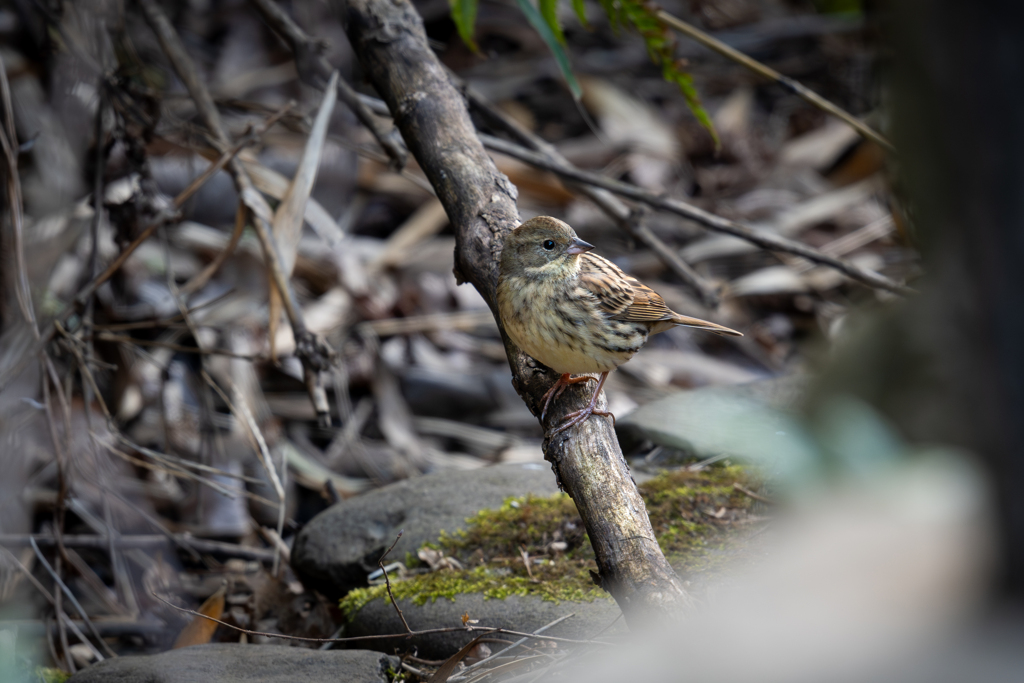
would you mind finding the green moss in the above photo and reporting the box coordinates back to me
[340,564,606,620]
[340,465,764,619]
[385,666,410,682]
[640,465,757,559]
[34,668,70,683]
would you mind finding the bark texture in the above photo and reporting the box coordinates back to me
[340,0,688,620]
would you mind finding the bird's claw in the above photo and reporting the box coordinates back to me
[539,374,597,421]
[549,406,614,436]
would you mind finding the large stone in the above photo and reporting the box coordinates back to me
[66,644,398,683]
[346,593,624,660]
[617,376,809,459]
[292,463,559,598]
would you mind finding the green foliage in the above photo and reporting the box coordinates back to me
[514,0,582,100]
[611,0,718,146]
[34,668,70,683]
[448,0,717,143]
[540,0,567,45]
[449,0,479,53]
[810,0,862,14]
[571,0,589,27]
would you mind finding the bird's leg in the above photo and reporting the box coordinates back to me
[549,371,613,435]
[540,373,597,420]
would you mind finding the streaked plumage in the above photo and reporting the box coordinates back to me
[497,216,741,434]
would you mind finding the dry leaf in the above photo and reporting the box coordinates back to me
[269,71,339,357]
[173,583,226,649]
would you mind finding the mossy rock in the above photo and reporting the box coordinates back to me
[291,463,559,598]
[341,465,764,656]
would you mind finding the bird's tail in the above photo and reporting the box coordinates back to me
[670,314,743,337]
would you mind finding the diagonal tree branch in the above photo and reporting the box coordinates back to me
[339,0,690,621]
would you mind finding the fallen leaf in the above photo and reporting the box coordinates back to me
[173,583,226,649]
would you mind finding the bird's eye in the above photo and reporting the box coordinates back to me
[543,240,555,250]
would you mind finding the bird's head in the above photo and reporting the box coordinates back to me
[499,216,594,278]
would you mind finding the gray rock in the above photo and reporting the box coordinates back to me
[66,644,398,683]
[292,463,559,598]
[617,376,809,459]
[346,593,624,660]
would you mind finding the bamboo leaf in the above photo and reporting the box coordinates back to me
[664,61,719,149]
[613,0,719,147]
[572,0,589,26]
[540,0,567,45]
[449,0,480,52]
[515,0,582,100]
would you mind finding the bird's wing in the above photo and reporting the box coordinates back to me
[579,253,743,336]
[579,253,675,322]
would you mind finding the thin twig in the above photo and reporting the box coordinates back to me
[247,0,408,170]
[0,545,103,666]
[29,537,116,659]
[655,10,894,152]
[733,482,775,505]
[138,0,334,424]
[93,333,268,360]
[449,614,575,682]
[172,101,294,209]
[0,52,38,334]
[2,534,275,562]
[201,370,286,574]
[150,592,610,646]
[92,289,236,331]
[378,530,412,633]
[479,134,911,295]
[355,92,909,294]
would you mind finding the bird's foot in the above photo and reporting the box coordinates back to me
[540,373,597,421]
[549,405,615,436]
[547,371,612,435]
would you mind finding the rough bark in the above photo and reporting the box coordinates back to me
[339,0,689,621]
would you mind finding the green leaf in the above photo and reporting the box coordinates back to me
[540,0,567,45]
[515,0,582,101]
[597,0,621,30]
[663,61,719,149]
[571,0,588,26]
[611,0,719,147]
[449,0,480,52]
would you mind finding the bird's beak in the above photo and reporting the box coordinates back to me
[566,238,595,255]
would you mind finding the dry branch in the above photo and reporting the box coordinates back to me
[340,0,690,621]
[480,134,911,295]
[656,10,894,152]
[355,93,910,296]
[248,0,408,170]
[138,0,335,426]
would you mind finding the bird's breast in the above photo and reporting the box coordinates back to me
[497,274,649,374]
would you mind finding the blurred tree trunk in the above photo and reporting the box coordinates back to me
[832,0,1024,597]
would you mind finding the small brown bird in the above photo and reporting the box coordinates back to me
[497,216,742,434]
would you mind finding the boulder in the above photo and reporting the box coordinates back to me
[292,463,559,598]
[346,592,624,660]
[617,376,808,458]
[66,644,398,683]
